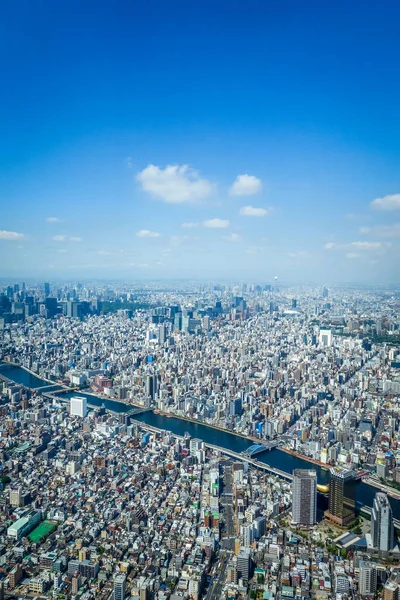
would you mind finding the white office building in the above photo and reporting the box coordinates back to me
[371,492,394,553]
[70,396,88,418]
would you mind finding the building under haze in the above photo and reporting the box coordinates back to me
[292,469,317,525]
[325,467,356,526]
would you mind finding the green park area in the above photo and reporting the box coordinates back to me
[29,520,57,543]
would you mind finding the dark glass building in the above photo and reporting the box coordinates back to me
[325,467,356,526]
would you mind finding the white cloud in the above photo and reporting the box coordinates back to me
[359,223,400,238]
[181,222,199,228]
[125,156,133,169]
[370,194,400,210]
[203,218,229,229]
[239,205,269,217]
[229,174,262,196]
[350,241,387,250]
[136,229,160,238]
[325,240,390,253]
[346,252,360,259]
[57,249,68,253]
[136,164,213,204]
[222,233,241,242]
[97,250,113,256]
[46,216,62,223]
[53,235,82,242]
[0,230,25,240]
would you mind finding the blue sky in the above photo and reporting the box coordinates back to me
[1,0,400,282]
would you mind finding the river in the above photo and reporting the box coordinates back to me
[1,362,399,518]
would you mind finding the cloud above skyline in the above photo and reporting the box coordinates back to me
[136,164,213,204]
[52,235,82,242]
[0,230,25,240]
[370,194,400,211]
[239,205,269,217]
[203,218,229,228]
[136,229,161,238]
[229,174,262,196]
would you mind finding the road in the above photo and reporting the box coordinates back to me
[220,464,235,550]
[206,552,230,600]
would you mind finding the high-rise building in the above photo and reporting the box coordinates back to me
[237,548,252,583]
[359,561,377,597]
[158,324,166,344]
[44,282,50,297]
[70,396,88,418]
[9,486,22,507]
[325,467,356,526]
[319,328,332,347]
[229,398,242,417]
[71,572,80,595]
[114,574,126,600]
[292,469,317,525]
[371,492,394,553]
[145,375,157,401]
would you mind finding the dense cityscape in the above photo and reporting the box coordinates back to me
[0,280,399,599]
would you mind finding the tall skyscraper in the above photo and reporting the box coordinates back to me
[44,282,50,297]
[114,574,126,600]
[371,492,394,553]
[292,469,317,525]
[70,396,88,418]
[325,467,356,526]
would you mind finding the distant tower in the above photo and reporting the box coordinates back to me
[145,375,158,401]
[322,286,329,298]
[371,492,394,554]
[319,328,332,347]
[325,467,356,526]
[44,282,50,297]
[292,469,317,525]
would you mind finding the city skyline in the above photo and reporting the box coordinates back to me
[1,1,400,282]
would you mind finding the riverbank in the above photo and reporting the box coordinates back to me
[362,476,400,501]
[1,360,145,410]
[278,447,331,470]
[155,410,260,443]
[0,360,55,386]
